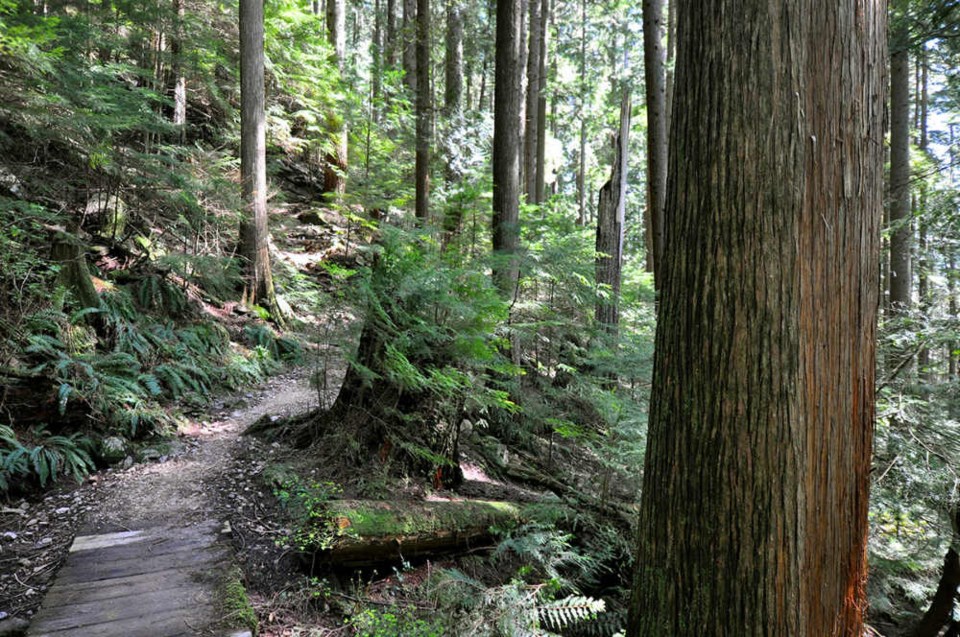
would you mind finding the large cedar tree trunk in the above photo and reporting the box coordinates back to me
[491,0,522,295]
[238,0,280,318]
[627,1,885,635]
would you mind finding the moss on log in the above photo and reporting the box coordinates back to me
[305,499,568,567]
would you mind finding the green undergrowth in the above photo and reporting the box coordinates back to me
[244,210,651,635]
[0,280,301,494]
[326,523,611,637]
[0,424,95,493]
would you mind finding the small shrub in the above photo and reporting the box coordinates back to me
[348,606,444,637]
[273,477,346,550]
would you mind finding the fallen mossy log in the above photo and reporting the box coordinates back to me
[302,499,570,568]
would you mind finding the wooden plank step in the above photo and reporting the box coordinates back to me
[69,530,146,553]
[70,521,219,553]
[30,604,210,637]
[61,535,216,567]
[38,567,202,608]
[29,582,213,632]
[52,545,226,585]
[27,522,232,637]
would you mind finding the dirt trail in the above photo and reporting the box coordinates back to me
[0,366,320,634]
[86,367,319,534]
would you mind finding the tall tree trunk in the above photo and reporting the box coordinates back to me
[627,0,885,634]
[414,0,431,221]
[170,0,186,143]
[642,0,666,286]
[534,0,549,205]
[239,0,281,319]
[881,138,891,315]
[595,86,630,332]
[442,0,464,240]
[325,0,348,197]
[518,0,528,185]
[386,0,397,68]
[403,0,417,94]
[444,0,463,119]
[889,29,912,315]
[372,0,383,106]
[917,52,932,382]
[575,0,586,225]
[523,0,541,202]
[491,0,522,295]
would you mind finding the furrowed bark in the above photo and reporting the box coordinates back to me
[628,1,885,634]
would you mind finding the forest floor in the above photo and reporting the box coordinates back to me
[0,198,367,634]
[0,363,324,633]
[0,360,326,634]
[0,197,624,635]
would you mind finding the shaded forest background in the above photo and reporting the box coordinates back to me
[0,0,959,635]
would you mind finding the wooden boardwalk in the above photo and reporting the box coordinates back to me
[27,520,241,637]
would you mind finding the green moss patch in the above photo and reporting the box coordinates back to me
[215,567,259,636]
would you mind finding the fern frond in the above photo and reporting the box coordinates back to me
[139,373,162,396]
[0,425,21,448]
[69,306,103,325]
[538,596,605,631]
[57,382,73,414]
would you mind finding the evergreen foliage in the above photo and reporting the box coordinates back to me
[1,0,958,632]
